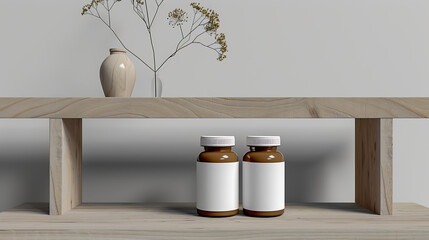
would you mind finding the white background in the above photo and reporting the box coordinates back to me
[0,0,428,211]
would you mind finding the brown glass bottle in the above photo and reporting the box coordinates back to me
[197,136,239,217]
[243,136,285,217]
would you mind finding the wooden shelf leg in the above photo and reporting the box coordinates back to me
[355,118,393,215]
[49,118,82,215]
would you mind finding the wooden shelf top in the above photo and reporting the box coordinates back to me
[1,97,429,118]
[1,203,428,239]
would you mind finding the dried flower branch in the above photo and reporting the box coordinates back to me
[82,0,228,96]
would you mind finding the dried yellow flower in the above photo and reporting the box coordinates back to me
[190,3,220,35]
[82,0,122,15]
[168,8,188,27]
[190,3,228,61]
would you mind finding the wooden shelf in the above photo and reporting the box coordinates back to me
[1,203,428,239]
[1,97,429,118]
[0,97,421,218]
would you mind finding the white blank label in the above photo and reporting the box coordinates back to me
[197,162,239,211]
[243,161,285,211]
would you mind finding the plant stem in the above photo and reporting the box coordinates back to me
[157,31,207,71]
[154,71,158,97]
[105,22,154,71]
[144,0,159,97]
[106,0,111,26]
[93,6,154,71]
[149,29,157,97]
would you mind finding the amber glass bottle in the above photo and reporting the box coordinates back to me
[197,136,239,217]
[243,136,285,217]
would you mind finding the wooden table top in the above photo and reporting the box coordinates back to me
[0,203,428,239]
[1,97,429,118]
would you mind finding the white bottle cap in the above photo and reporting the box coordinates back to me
[201,136,235,147]
[246,136,281,146]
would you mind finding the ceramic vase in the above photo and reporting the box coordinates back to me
[100,48,136,97]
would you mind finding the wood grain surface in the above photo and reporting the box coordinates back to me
[0,203,428,240]
[1,97,429,118]
[49,119,82,215]
[380,119,393,215]
[355,119,393,215]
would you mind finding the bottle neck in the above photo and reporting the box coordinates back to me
[110,51,125,55]
[204,146,232,152]
[249,146,277,152]
[110,48,126,55]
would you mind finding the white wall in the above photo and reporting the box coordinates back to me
[0,0,428,211]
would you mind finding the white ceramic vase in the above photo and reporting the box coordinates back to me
[100,48,136,97]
